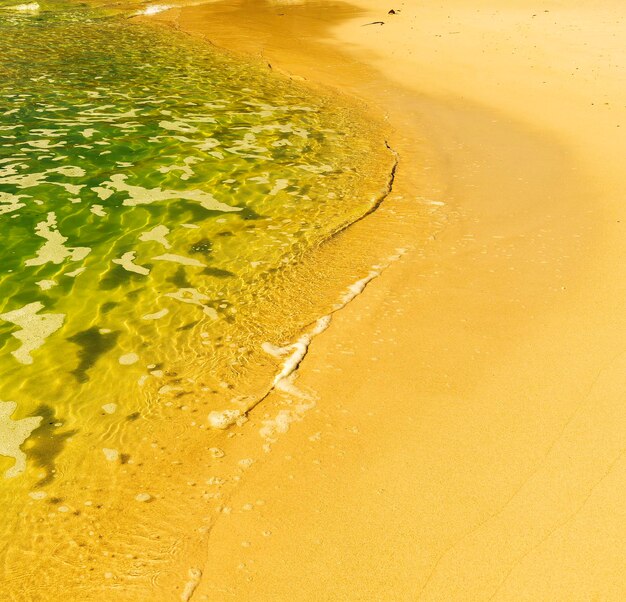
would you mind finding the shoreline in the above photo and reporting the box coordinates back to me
[133,1,624,599]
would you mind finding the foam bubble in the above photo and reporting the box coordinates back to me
[36,280,57,291]
[259,400,315,443]
[102,448,119,462]
[142,308,169,320]
[65,267,86,278]
[208,409,241,429]
[119,353,139,366]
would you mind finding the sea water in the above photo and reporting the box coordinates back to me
[0,0,394,596]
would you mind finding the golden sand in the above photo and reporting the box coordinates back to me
[136,0,626,599]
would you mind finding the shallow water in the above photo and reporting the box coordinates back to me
[0,0,393,596]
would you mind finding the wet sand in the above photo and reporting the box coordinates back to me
[144,1,626,599]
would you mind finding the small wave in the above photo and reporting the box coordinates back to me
[137,4,173,16]
[2,2,41,13]
[3,2,39,11]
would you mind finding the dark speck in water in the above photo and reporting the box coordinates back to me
[189,238,212,255]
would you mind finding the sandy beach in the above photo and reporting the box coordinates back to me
[131,0,626,599]
[138,1,626,599]
[1,0,620,599]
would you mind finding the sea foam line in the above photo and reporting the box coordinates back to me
[3,3,39,11]
[208,141,402,429]
[266,248,406,387]
[208,248,407,429]
[135,1,210,17]
[135,4,173,16]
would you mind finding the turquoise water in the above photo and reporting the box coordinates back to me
[0,0,393,596]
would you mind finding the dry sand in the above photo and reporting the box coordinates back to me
[144,1,626,599]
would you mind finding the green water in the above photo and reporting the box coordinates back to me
[0,1,393,595]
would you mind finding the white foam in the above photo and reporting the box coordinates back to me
[119,353,139,366]
[274,377,312,400]
[153,253,205,267]
[36,279,57,291]
[269,178,289,196]
[261,249,408,394]
[50,166,85,178]
[260,341,289,357]
[266,315,331,389]
[418,197,445,206]
[206,259,403,432]
[93,186,114,201]
[7,3,40,11]
[0,191,26,216]
[159,121,197,134]
[25,212,91,267]
[90,204,107,217]
[102,448,119,462]
[208,409,241,429]
[139,225,170,248]
[102,174,240,213]
[0,302,64,365]
[336,271,379,308]
[180,568,202,602]
[0,401,42,478]
[259,398,315,443]
[142,308,169,320]
[158,157,201,181]
[113,251,150,276]
[267,0,305,5]
[65,267,85,278]
[165,288,218,319]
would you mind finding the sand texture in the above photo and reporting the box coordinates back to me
[140,1,626,599]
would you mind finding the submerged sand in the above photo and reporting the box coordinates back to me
[138,0,626,599]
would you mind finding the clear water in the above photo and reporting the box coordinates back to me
[0,1,393,596]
